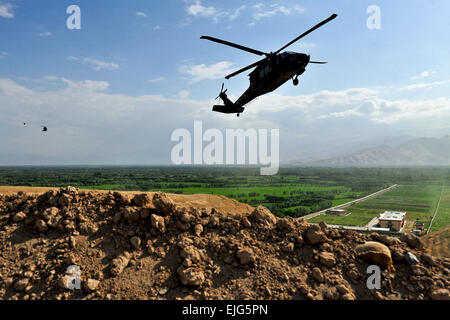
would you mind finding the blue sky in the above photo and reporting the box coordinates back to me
[1,0,450,164]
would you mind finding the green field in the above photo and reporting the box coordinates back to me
[309,184,446,230]
[308,214,372,227]
[430,186,450,232]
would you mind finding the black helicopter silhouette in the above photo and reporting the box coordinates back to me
[201,13,337,117]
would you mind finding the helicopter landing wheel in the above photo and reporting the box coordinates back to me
[237,113,240,117]
[293,77,299,86]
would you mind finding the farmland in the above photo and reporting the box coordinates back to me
[309,183,446,231]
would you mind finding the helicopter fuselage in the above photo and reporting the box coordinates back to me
[234,51,310,108]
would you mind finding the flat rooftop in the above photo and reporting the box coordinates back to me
[379,211,406,221]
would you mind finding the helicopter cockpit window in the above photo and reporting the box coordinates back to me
[259,69,264,79]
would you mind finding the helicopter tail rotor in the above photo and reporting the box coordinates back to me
[215,83,228,102]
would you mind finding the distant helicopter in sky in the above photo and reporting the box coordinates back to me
[201,13,338,117]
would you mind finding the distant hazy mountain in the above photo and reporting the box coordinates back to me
[300,136,450,166]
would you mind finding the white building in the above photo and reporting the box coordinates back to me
[378,211,406,232]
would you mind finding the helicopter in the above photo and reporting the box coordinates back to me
[201,13,337,117]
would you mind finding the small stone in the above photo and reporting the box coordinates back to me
[236,248,255,265]
[194,224,203,236]
[12,212,27,222]
[110,252,132,277]
[249,206,277,227]
[130,236,141,250]
[14,278,29,291]
[151,214,166,233]
[306,224,327,245]
[405,252,420,265]
[318,252,336,267]
[430,288,450,300]
[84,279,100,292]
[311,267,324,283]
[281,242,295,253]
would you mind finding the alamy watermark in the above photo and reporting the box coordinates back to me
[366,265,381,290]
[367,5,381,30]
[66,5,81,30]
[63,265,81,290]
[171,121,279,175]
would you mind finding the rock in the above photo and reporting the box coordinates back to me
[110,252,132,277]
[58,194,72,207]
[355,241,393,269]
[58,275,74,290]
[281,242,295,253]
[177,266,205,287]
[179,212,194,223]
[319,221,327,230]
[132,194,151,207]
[151,214,166,233]
[123,207,140,222]
[311,267,324,283]
[411,265,427,276]
[84,279,100,292]
[130,236,141,250]
[421,253,436,266]
[152,192,176,215]
[249,206,277,227]
[12,211,27,222]
[112,211,122,224]
[404,252,420,265]
[305,224,327,245]
[14,278,29,291]
[371,233,399,246]
[66,186,78,195]
[180,246,203,264]
[241,217,252,228]
[430,288,450,300]
[319,252,336,267]
[400,232,424,250]
[4,277,14,287]
[194,224,203,236]
[236,248,255,265]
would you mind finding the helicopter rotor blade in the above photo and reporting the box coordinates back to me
[274,14,337,54]
[201,36,268,56]
[224,58,267,80]
[309,61,328,64]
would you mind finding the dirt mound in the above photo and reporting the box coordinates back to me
[0,187,449,300]
[422,226,450,258]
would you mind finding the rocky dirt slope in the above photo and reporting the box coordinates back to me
[0,187,449,300]
[422,226,450,259]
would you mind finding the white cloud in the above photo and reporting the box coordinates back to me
[252,4,304,21]
[397,79,450,91]
[178,90,190,99]
[180,61,235,83]
[0,2,14,18]
[0,77,449,165]
[153,25,161,31]
[67,56,119,71]
[186,0,216,18]
[136,11,147,18]
[0,51,7,58]
[61,78,109,91]
[0,78,33,96]
[148,77,165,83]
[39,32,52,37]
[410,70,435,81]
